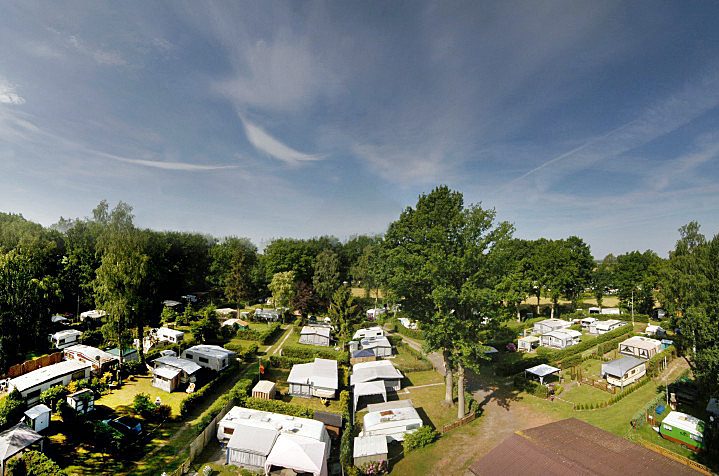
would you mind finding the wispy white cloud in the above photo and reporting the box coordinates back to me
[0,77,25,105]
[67,35,128,66]
[97,153,240,171]
[241,116,324,165]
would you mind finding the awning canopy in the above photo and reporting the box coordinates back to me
[154,366,181,380]
[353,380,387,413]
[525,364,560,384]
[264,434,328,476]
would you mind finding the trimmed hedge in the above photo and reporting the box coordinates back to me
[180,361,240,417]
[395,343,434,371]
[282,345,350,365]
[339,389,354,474]
[573,376,651,410]
[403,426,438,452]
[395,322,424,340]
[646,346,677,377]
[243,397,314,419]
[193,378,254,431]
[235,323,283,344]
[269,355,312,368]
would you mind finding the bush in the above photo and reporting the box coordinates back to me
[123,359,146,376]
[80,328,104,347]
[340,421,354,472]
[243,397,314,419]
[269,355,310,368]
[39,385,67,409]
[395,321,424,340]
[133,393,156,417]
[0,390,26,431]
[6,450,65,476]
[358,460,388,475]
[403,426,438,452]
[180,362,239,417]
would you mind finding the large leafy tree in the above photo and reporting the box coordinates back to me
[350,243,384,303]
[93,202,149,371]
[328,285,360,344]
[210,237,259,310]
[263,237,340,284]
[382,186,512,415]
[268,271,296,310]
[613,250,661,315]
[592,254,616,308]
[312,249,341,304]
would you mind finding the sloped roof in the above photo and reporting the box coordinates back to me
[154,356,201,374]
[264,433,329,476]
[288,358,338,390]
[154,365,182,380]
[183,344,235,359]
[350,360,402,385]
[0,424,43,463]
[227,423,278,455]
[602,356,645,377]
[314,411,342,428]
[353,435,388,458]
[9,360,91,393]
[524,364,560,378]
[300,326,331,338]
[24,404,51,420]
[620,336,662,351]
[469,418,702,476]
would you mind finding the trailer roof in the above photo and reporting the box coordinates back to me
[9,360,91,392]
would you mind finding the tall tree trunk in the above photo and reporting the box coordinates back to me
[457,364,466,419]
[550,301,555,319]
[137,318,145,366]
[516,302,522,322]
[536,294,540,316]
[443,350,453,405]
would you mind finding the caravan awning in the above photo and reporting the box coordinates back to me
[264,434,329,476]
[353,380,387,413]
[525,364,560,384]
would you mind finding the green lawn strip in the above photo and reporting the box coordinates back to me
[95,374,188,416]
[559,383,611,407]
[403,370,443,387]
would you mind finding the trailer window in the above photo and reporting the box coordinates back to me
[663,424,673,431]
[198,357,209,364]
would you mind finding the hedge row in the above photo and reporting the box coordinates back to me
[243,397,314,419]
[225,342,259,360]
[395,322,424,340]
[235,322,282,344]
[498,324,634,376]
[561,311,652,323]
[595,332,636,356]
[646,346,677,377]
[282,345,350,365]
[180,361,240,417]
[339,390,354,474]
[395,343,434,371]
[268,355,312,369]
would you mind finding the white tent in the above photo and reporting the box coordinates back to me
[264,434,329,476]
[525,364,560,385]
[353,380,387,413]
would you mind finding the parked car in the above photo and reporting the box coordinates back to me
[103,416,142,437]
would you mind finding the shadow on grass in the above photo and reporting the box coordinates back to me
[465,367,523,412]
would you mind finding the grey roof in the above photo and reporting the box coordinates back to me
[353,435,388,458]
[352,349,375,358]
[154,365,182,380]
[227,423,278,455]
[365,399,414,413]
[50,329,82,340]
[314,411,342,428]
[183,344,236,360]
[350,360,403,385]
[9,360,91,393]
[0,424,43,463]
[154,356,201,374]
[300,326,331,338]
[24,404,51,420]
[602,356,645,377]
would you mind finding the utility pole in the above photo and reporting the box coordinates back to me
[631,288,634,327]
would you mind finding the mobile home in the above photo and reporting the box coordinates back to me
[63,344,118,374]
[353,326,385,340]
[288,358,338,399]
[361,400,423,442]
[601,356,646,389]
[618,336,662,359]
[540,329,581,349]
[659,411,705,452]
[299,326,332,347]
[350,360,403,392]
[532,319,571,335]
[155,327,185,344]
[181,345,236,371]
[8,360,92,404]
[48,329,82,350]
[590,319,625,335]
[152,356,201,393]
[358,336,393,357]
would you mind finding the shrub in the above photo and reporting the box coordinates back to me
[358,460,388,475]
[0,390,26,431]
[269,355,310,368]
[403,426,438,452]
[39,385,67,409]
[340,421,354,472]
[395,321,424,340]
[180,362,239,417]
[123,359,146,376]
[6,450,65,476]
[243,397,314,418]
[133,393,156,418]
[80,328,104,347]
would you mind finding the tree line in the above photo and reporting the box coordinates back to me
[1,188,716,408]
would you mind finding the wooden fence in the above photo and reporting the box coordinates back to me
[441,412,476,434]
[3,352,64,379]
[639,441,713,475]
[166,399,235,476]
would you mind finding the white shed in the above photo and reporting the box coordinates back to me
[48,329,82,350]
[23,404,51,432]
[353,435,388,468]
[361,400,423,442]
[66,389,94,414]
[181,345,236,371]
[518,335,540,352]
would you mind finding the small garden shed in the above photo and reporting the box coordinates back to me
[67,389,95,415]
[353,435,388,468]
[252,380,277,400]
[23,404,51,432]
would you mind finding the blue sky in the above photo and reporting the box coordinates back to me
[1,1,719,258]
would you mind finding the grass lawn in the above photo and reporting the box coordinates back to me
[96,375,187,417]
[560,383,611,406]
[391,346,431,373]
[398,383,456,430]
[403,370,442,387]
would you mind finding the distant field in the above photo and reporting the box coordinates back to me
[351,287,384,299]
[522,295,620,308]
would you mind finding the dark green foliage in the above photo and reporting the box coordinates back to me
[394,320,424,340]
[132,393,156,417]
[39,385,68,409]
[243,397,314,418]
[6,450,65,476]
[282,345,349,364]
[269,355,311,368]
[403,426,439,452]
[92,421,126,454]
[235,322,282,344]
[179,361,239,417]
[0,390,26,431]
[79,328,104,347]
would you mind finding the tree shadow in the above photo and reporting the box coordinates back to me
[465,367,523,412]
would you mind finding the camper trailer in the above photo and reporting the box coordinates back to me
[361,400,423,442]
